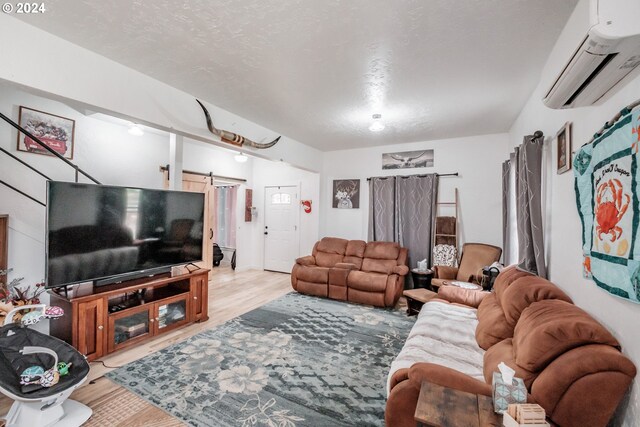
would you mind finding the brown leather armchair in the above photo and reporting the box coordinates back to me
[431,242,502,288]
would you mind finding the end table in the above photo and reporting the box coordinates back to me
[411,268,434,290]
[415,381,501,427]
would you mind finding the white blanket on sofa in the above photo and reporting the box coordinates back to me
[387,300,485,394]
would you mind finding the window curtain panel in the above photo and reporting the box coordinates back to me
[502,152,518,265]
[368,177,396,242]
[213,186,237,248]
[368,174,438,287]
[515,135,547,278]
[395,174,439,277]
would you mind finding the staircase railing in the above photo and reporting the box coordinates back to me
[0,110,101,205]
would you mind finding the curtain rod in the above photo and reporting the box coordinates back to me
[159,165,247,184]
[582,99,640,147]
[366,172,458,181]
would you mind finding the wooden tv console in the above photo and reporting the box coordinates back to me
[49,269,209,362]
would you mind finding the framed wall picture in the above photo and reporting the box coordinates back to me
[382,149,434,170]
[332,179,360,209]
[556,122,572,174]
[17,106,75,159]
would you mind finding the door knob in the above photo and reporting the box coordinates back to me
[97,325,104,330]
[264,232,268,235]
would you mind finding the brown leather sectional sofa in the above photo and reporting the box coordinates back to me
[386,266,637,427]
[291,237,409,307]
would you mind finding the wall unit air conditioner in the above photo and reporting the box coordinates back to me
[543,0,640,109]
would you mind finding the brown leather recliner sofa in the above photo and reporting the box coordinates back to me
[291,237,409,307]
[386,266,636,427]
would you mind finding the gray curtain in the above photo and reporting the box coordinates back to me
[502,159,510,262]
[515,135,547,278]
[368,177,396,241]
[368,174,439,288]
[395,175,438,275]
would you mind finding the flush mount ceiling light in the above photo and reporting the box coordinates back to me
[369,114,385,132]
[128,124,144,136]
[234,152,248,163]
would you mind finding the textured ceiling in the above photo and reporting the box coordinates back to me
[16,0,577,151]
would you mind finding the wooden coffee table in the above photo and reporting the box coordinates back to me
[403,288,438,315]
[415,381,501,427]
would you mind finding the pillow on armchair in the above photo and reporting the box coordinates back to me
[432,244,458,267]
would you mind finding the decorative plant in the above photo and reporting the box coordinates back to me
[0,269,9,301]
[0,269,46,321]
[1,269,46,302]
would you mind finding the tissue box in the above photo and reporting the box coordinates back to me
[492,372,527,414]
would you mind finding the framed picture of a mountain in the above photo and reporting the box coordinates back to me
[382,149,433,169]
[17,106,75,159]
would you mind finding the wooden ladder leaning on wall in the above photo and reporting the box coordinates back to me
[432,188,459,260]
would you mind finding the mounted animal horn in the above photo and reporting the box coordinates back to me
[196,99,280,149]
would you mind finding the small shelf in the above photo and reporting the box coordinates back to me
[107,285,189,316]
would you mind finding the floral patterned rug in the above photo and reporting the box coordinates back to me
[107,292,414,426]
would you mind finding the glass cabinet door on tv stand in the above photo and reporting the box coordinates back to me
[108,304,153,353]
[153,293,190,334]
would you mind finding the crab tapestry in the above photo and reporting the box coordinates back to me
[574,107,640,303]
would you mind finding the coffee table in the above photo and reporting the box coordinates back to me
[415,381,501,427]
[403,288,438,316]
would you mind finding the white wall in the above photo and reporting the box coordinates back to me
[320,133,508,256]
[508,1,640,424]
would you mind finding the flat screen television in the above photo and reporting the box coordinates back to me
[46,181,205,288]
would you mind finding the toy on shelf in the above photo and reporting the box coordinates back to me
[503,403,550,427]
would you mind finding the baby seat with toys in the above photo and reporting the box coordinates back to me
[0,304,92,427]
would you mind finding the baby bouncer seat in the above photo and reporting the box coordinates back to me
[0,305,92,427]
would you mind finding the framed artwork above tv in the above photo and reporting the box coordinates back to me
[17,106,75,159]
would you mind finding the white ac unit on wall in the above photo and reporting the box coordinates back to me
[543,0,640,109]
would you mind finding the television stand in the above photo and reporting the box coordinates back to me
[48,269,209,361]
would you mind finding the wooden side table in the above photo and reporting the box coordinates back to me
[403,288,438,316]
[415,381,501,427]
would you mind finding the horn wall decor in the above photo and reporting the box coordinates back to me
[196,99,281,149]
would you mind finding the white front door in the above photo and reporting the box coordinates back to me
[264,186,299,273]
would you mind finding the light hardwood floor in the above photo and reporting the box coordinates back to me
[0,268,292,426]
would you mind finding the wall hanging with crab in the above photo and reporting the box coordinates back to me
[575,105,640,303]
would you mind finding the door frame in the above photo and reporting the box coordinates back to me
[263,184,301,272]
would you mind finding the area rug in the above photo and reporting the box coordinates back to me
[107,292,414,426]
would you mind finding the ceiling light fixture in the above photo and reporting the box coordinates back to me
[234,152,248,163]
[128,124,144,136]
[369,114,385,132]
